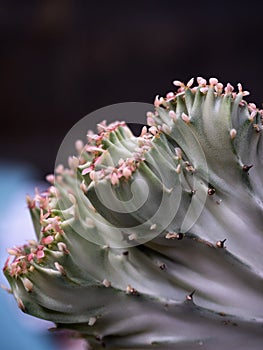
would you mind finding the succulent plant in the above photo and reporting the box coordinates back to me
[3,77,263,349]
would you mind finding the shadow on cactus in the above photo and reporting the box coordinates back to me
[3,77,263,349]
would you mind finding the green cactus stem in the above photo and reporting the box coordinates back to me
[3,77,263,349]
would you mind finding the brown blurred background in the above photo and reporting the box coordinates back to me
[1,0,263,177]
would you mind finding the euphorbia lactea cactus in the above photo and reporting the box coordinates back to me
[3,77,263,349]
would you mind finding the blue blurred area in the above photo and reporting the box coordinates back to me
[0,162,57,350]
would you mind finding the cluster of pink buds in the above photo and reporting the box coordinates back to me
[87,121,128,146]
[162,77,253,103]
[4,181,68,278]
[4,241,39,278]
[40,210,64,235]
[82,154,145,186]
[26,185,58,211]
[108,157,140,186]
[151,77,263,129]
[81,122,157,186]
[4,218,67,278]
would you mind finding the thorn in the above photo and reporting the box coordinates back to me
[17,298,26,312]
[154,95,165,107]
[176,232,184,240]
[197,77,207,86]
[165,232,183,240]
[128,233,137,241]
[169,110,177,121]
[200,86,209,93]
[175,164,181,174]
[42,235,54,245]
[166,91,175,100]
[215,83,223,94]
[21,277,33,293]
[162,124,171,134]
[110,172,120,186]
[149,126,158,135]
[46,174,55,184]
[102,279,111,288]
[68,156,79,170]
[54,262,66,275]
[7,248,19,256]
[253,124,261,133]
[186,289,196,301]
[216,239,227,248]
[208,187,216,195]
[75,140,84,153]
[243,164,253,172]
[225,83,234,94]
[248,110,257,121]
[80,181,88,193]
[147,112,155,126]
[88,317,97,326]
[57,242,70,254]
[159,263,166,270]
[173,80,184,87]
[175,147,182,159]
[186,77,194,88]
[55,164,64,174]
[209,77,218,86]
[1,284,12,294]
[182,112,190,124]
[140,126,147,137]
[230,128,237,139]
[185,162,195,173]
[126,284,138,295]
[218,312,226,317]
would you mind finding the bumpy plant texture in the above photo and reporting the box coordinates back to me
[3,77,263,349]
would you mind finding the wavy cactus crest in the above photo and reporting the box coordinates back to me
[3,77,263,349]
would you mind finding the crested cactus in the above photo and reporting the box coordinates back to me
[3,77,263,349]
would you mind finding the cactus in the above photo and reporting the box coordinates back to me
[3,77,263,349]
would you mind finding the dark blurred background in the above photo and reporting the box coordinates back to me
[1,0,263,178]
